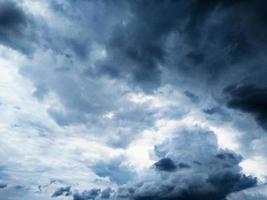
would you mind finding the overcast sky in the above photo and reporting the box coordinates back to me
[0,0,267,199]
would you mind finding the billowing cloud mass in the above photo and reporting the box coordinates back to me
[129,128,256,200]
[54,128,257,200]
[1,0,267,199]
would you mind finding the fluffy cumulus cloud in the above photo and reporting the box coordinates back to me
[53,127,257,200]
[1,0,267,200]
[126,128,256,200]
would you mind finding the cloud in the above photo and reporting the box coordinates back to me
[17,0,267,133]
[73,188,101,200]
[227,184,267,200]
[184,91,199,103]
[115,127,257,200]
[153,158,177,172]
[0,0,35,54]
[91,158,135,185]
[51,186,71,197]
[19,0,267,99]
[0,1,26,27]
[0,185,34,200]
[225,84,267,130]
[0,183,7,189]
[100,187,113,199]
[51,186,114,200]
[1,1,267,199]
[5,0,267,94]
[93,0,267,91]
[73,127,257,200]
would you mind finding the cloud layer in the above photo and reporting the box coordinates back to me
[1,0,267,200]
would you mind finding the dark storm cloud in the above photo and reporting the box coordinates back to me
[225,84,267,130]
[0,1,26,27]
[100,0,190,91]
[0,0,35,54]
[19,0,267,130]
[7,0,267,107]
[0,183,7,189]
[65,187,114,200]
[98,0,267,90]
[154,158,177,172]
[73,188,101,200]
[51,186,71,197]
[206,172,257,199]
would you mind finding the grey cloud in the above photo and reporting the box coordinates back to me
[96,0,267,90]
[91,158,135,185]
[184,91,199,103]
[101,187,113,199]
[73,127,257,200]
[2,1,267,200]
[225,84,267,131]
[115,127,257,200]
[203,107,225,116]
[51,186,71,198]
[0,183,7,189]
[227,184,267,200]
[73,188,101,200]
[0,1,26,27]
[21,46,163,148]
[178,162,191,169]
[6,0,267,94]
[0,165,9,181]
[154,158,191,172]
[98,0,189,91]
[0,0,36,54]
[33,85,49,101]
[68,187,114,200]
[203,106,233,123]
[18,0,267,134]
[154,158,177,172]
[0,185,32,200]
[42,0,260,92]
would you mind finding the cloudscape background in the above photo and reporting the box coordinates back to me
[0,0,267,199]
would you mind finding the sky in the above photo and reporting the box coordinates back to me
[0,0,267,199]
